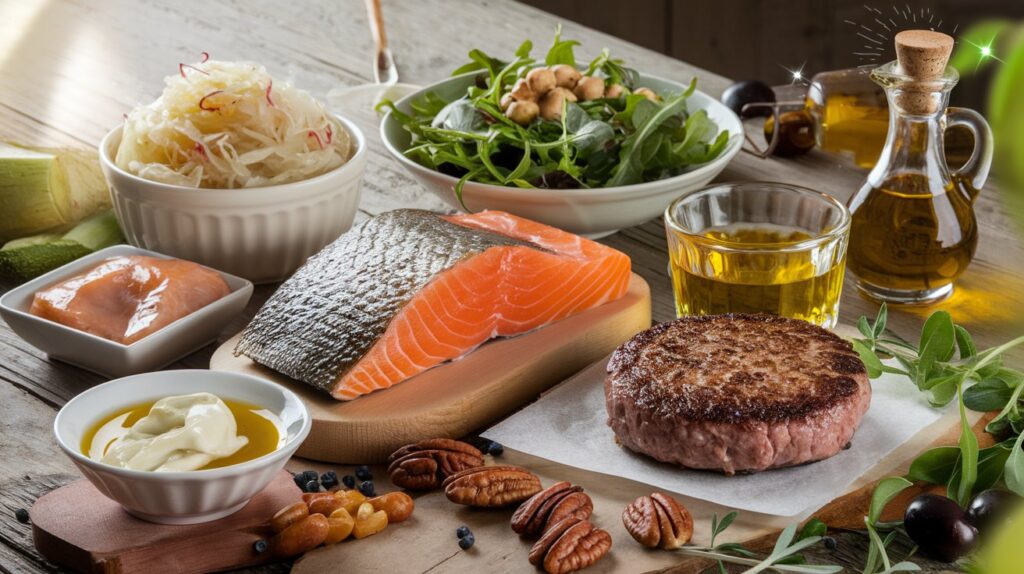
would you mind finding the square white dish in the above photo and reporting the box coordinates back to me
[0,245,253,378]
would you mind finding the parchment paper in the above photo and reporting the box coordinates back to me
[483,358,946,517]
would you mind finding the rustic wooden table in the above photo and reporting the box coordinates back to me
[2,1,1022,572]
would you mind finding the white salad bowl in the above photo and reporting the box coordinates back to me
[99,115,367,283]
[0,245,252,378]
[380,73,743,238]
[53,369,311,524]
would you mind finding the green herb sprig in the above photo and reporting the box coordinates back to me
[852,304,1024,505]
[854,304,1024,573]
[675,513,841,573]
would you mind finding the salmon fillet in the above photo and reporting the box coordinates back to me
[30,255,231,345]
[236,209,631,400]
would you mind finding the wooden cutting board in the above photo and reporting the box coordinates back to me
[209,273,652,464]
[30,471,297,574]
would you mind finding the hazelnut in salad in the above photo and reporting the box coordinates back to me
[380,27,729,192]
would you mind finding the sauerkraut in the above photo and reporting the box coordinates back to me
[116,60,352,189]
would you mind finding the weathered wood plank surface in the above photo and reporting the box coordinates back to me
[1,0,1021,572]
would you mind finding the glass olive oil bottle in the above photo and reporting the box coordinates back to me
[846,30,992,304]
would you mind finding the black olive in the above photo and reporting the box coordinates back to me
[904,493,979,563]
[721,80,775,118]
[764,110,816,157]
[967,489,1019,534]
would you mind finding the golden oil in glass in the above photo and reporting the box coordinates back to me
[668,223,847,327]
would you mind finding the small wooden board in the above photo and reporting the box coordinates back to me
[30,471,297,574]
[210,274,652,464]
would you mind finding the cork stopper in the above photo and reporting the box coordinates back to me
[892,30,955,114]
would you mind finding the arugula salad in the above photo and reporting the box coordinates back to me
[380,29,730,200]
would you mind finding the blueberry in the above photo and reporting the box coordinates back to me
[14,508,29,524]
[253,539,269,554]
[302,470,319,484]
[342,474,356,489]
[487,441,504,456]
[305,480,320,493]
[456,525,471,539]
[823,536,837,551]
[293,472,307,489]
[321,471,339,489]
[358,480,376,497]
[458,532,475,550]
[355,465,373,481]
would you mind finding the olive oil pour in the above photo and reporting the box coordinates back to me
[846,30,993,304]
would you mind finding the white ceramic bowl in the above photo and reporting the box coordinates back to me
[99,116,368,283]
[54,369,311,524]
[381,73,743,238]
[0,245,252,378]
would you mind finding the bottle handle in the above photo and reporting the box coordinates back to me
[946,107,994,194]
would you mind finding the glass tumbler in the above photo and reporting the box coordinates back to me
[664,182,851,328]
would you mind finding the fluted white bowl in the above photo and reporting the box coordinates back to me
[53,369,311,524]
[99,116,367,283]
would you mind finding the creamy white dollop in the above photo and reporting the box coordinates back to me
[98,393,249,472]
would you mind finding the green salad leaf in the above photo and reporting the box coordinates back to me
[379,28,729,196]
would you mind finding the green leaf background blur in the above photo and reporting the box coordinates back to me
[952,22,1024,232]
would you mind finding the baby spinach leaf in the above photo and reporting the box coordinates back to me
[432,99,486,132]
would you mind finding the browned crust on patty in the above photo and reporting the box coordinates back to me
[606,314,867,424]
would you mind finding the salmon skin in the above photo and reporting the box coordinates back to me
[235,209,631,400]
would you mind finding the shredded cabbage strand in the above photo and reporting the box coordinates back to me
[116,60,352,189]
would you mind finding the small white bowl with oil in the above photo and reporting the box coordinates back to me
[53,369,310,524]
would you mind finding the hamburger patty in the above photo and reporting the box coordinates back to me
[605,314,871,475]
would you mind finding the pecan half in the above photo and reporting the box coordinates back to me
[386,439,483,490]
[442,465,542,507]
[511,481,593,538]
[622,492,693,550]
[529,516,612,574]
